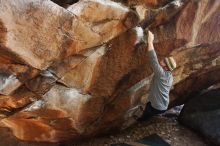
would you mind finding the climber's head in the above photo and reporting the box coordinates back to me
[160,56,176,71]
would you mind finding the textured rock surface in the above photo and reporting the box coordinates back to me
[179,89,220,145]
[0,0,138,70]
[0,0,219,143]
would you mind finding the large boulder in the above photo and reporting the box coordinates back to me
[0,25,150,142]
[0,0,219,143]
[179,89,220,145]
[0,0,138,70]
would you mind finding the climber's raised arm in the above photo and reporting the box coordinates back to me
[147,31,164,77]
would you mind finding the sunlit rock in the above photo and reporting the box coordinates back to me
[0,0,138,70]
[0,0,219,143]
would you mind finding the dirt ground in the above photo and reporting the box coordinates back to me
[74,116,207,146]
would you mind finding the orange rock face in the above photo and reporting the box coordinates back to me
[0,0,138,70]
[0,0,219,143]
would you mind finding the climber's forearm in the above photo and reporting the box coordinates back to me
[147,30,154,51]
[148,42,154,51]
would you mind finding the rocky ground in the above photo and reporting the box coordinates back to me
[77,104,211,146]
[75,115,207,146]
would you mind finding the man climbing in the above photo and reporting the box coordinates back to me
[138,30,177,121]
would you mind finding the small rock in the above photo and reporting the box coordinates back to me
[161,131,166,135]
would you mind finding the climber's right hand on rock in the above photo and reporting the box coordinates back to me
[148,30,154,44]
[148,30,154,51]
